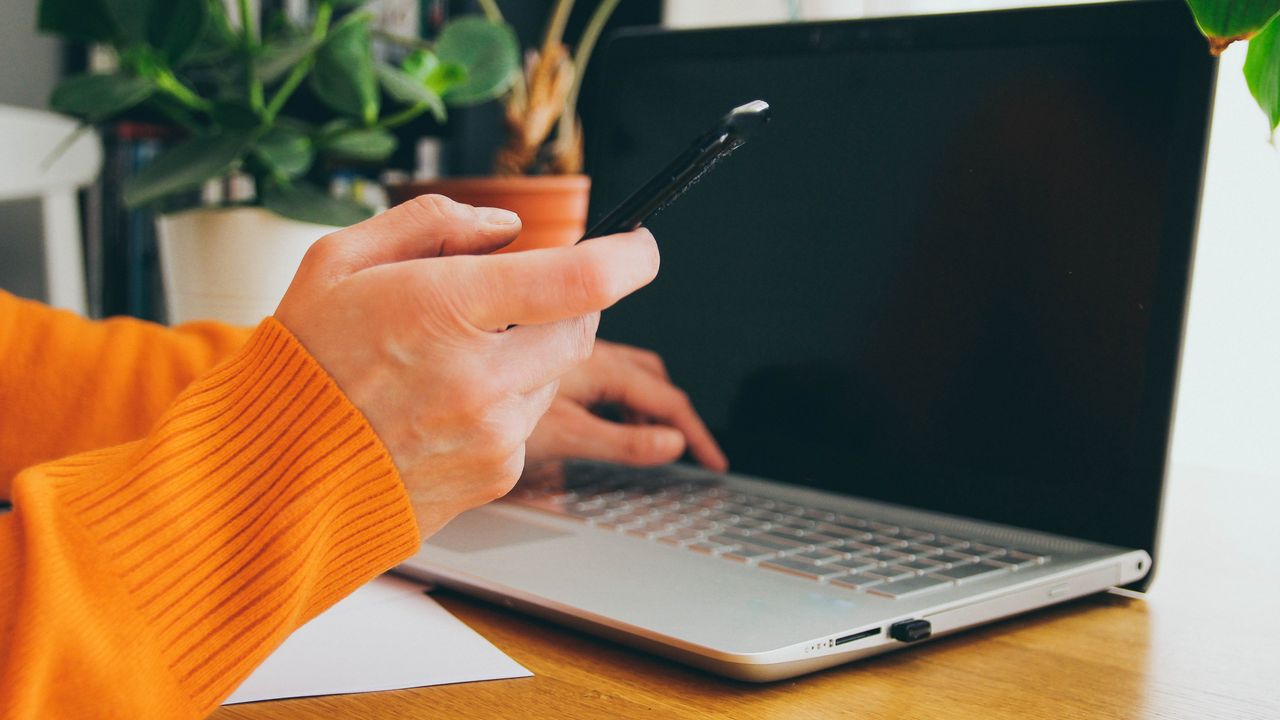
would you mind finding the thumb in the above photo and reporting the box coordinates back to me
[323,194,521,277]
[549,402,687,466]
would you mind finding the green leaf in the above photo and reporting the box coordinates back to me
[50,73,156,122]
[1245,13,1280,130]
[434,17,519,106]
[320,118,357,136]
[124,132,252,207]
[402,49,439,82]
[375,63,446,121]
[1186,0,1280,53]
[146,0,208,65]
[254,127,314,178]
[325,127,397,161]
[37,0,118,43]
[427,61,468,97]
[209,100,261,131]
[310,14,379,123]
[257,36,319,84]
[262,182,373,226]
[103,0,152,45]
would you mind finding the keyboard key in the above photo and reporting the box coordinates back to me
[761,558,849,581]
[934,535,971,549]
[831,556,880,573]
[685,517,719,531]
[864,565,916,582]
[775,515,816,529]
[626,522,671,538]
[1005,550,1048,565]
[815,523,872,541]
[906,543,944,557]
[982,553,1042,570]
[868,521,900,534]
[897,528,935,541]
[939,550,980,565]
[936,561,1009,583]
[723,544,781,562]
[686,542,727,555]
[796,532,842,547]
[831,575,884,591]
[793,549,847,564]
[735,517,771,531]
[968,543,1005,556]
[797,508,837,522]
[870,534,910,548]
[897,558,946,574]
[868,574,953,599]
[741,534,808,552]
[878,549,915,563]
[706,527,747,543]
[833,514,871,528]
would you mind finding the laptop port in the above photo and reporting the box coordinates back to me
[834,628,881,646]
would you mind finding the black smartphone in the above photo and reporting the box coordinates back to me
[579,100,771,242]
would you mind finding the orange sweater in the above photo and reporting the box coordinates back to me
[0,290,420,718]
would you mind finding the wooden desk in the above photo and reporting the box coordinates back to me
[214,465,1280,719]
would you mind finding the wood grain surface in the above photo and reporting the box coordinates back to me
[212,465,1280,719]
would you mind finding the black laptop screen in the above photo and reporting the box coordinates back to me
[584,1,1214,569]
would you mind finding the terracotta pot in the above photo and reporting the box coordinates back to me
[387,175,590,253]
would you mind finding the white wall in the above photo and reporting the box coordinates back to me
[1172,44,1280,476]
[662,0,1280,476]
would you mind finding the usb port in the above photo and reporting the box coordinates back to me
[834,628,881,646]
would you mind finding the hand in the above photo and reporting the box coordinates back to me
[526,339,729,472]
[275,195,659,537]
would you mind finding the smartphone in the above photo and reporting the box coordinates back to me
[579,99,771,242]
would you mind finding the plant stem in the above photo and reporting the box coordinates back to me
[155,70,215,112]
[265,1,334,122]
[379,102,431,129]
[238,0,265,113]
[556,0,619,151]
[475,0,504,23]
[542,0,576,59]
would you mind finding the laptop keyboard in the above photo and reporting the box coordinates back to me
[510,468,1049,600]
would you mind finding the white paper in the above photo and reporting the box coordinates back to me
[224,575,530,704]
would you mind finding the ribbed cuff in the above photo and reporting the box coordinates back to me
[51,318,419,709]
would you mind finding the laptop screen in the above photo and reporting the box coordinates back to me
[584,0,1214,568]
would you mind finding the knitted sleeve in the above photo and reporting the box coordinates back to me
[0,290,253,497]
[0,316,420,719]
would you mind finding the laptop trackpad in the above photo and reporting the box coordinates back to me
[426,507,571,553]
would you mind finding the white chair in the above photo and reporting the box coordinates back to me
[0,105,103,315]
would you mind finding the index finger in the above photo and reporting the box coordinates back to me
[454,229,659,330]
[602,366,729,472]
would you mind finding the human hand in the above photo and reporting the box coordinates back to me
[274,195,659,537]
[526,340,729,472]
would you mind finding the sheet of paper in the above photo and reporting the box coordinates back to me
[224,575,530,705]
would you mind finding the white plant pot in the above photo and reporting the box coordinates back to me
[157,207,338,326]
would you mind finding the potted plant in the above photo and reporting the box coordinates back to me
[37,0,519,325]
[386,0,622,253]
[1185,0,1280,130]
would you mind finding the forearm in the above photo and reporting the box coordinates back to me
[0,319,419,719]
[0,290,252,493]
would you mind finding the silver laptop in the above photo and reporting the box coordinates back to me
[398,0,1215,681]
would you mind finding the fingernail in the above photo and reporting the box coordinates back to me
[480,207,519,226]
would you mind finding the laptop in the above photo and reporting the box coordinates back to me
[398,0,1216,681]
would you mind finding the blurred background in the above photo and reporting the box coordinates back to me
[1,0,1277,481]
